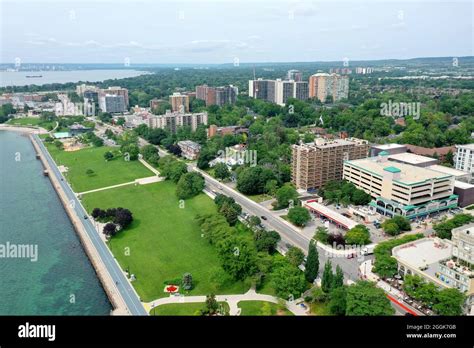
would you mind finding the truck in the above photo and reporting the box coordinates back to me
[362,245,376,255]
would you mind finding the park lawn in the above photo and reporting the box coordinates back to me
[238,301,293,316]
[81,181,249,302]
[7,117,55,129]
[45,144,153,192]
[248,193,273,203]
[150,302,230,316]
[310,301,332,315]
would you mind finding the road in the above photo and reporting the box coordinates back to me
[33,134,147,316]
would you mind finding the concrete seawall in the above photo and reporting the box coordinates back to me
[29,135,130,315]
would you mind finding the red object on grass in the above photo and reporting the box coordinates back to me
[166,285,178,292]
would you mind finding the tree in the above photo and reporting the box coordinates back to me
[182,273,193,291]
[236,166,276,195]
[304,240,319,283]
[218,201,240,226]
[351,189,372,205]
[204,294,219,315]
[287,206,311,227]
[345,225,371,245]
[91,208,103,219]
[286,246,305,267]
[329,286,347,316]
[264,179,278,196]
[321,261,334,293]
[176,172,205,199]
[382,221,401,236]
[140,145,160,166]
[254,230,281,253]
[391,216,411,231]
[113,208,133,228]
[314,226,329,244]
[271,263,307,299]
[328,233,345,247]
[345,281,394,316]
[121,143,139,161]
[333,265,344,289]
[167,161,188,183]
[433,288,465,316]
[103,223,117,237]
[275,184,299,210]
[104,151,114,161]
[248,215,261,230]
[214,163,230,180]
[217,236,258,280]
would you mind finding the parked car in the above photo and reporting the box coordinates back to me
[261,216,267,220]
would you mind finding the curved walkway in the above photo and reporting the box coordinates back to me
[144,288,309,316]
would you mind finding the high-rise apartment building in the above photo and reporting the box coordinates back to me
[196,85,238,106]
[100,87,129,108]
[99,94,126,113]
[147,110,208,133]
[169,93,190,113]
[454,144,474,176]
[287,69,302,82]
[308,73,349,102]
[291,137,369,190]
[249,79,309,106]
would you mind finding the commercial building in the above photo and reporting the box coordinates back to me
[169,93,190,113]
[207,124,248,138]
[149,98,167,111]
[177,140,201,160]
[54,94,82,116]
[304,200,358,230]
[291,137,369,190]
[393,224,474,306]
[308,73,349,102]
[405,144,455,162]
[387,152,438,168]
[249,78,309,106]
[195,85,238,106]
[343,153,458,219]
[454,144,474,176]
[147,111,208,133]
[76,84,99,96]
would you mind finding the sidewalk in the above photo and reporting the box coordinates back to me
[144,288,309,316]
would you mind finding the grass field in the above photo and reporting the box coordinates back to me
[310,301,332,315]
[150,302,230,316]
[45,144,153,192]
[238,301,293,316]
[82,181,249,302]
[7,117,55,129]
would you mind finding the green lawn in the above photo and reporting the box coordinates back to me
[150,302,230,316]
[238,301,293,316]
[7,117,55,129]
[248,193,274,203]
[82,181,249,302]
[310,301,332,315]
[45,144,153,192]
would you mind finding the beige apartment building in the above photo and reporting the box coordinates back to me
[170,92,190,113]
[343,152,458,219]
[291,138,369,190]
[147,111,207,133]
[308,73,349,102]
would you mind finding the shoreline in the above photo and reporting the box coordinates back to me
[29,133,134,315]
[0,124,48,134]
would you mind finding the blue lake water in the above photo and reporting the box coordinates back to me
[0,130,111,315]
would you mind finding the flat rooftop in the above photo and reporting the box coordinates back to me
[345,157,451,184]
[372,143,406,150]
[428,165,471,178]
[304,201,358,230]
[454,180,474,189]
[392,238,452,269]
[388,152,437,165]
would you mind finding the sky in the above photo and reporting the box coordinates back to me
[1,0,473,64]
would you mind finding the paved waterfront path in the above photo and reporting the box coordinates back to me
[32,134,147,316]
[144,288,309,316]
